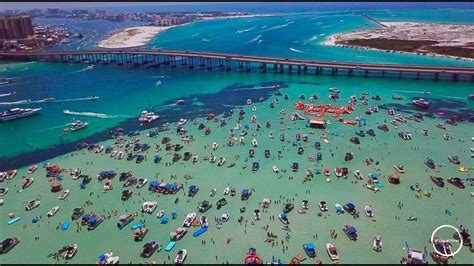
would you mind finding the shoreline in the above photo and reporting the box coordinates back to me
[321,21,474,62]
[97,14,280,49]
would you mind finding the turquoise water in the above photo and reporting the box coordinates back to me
[0,8,473,264]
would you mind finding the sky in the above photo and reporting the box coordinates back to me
[0,2,472,11]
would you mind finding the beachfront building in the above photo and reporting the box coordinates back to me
[0,15,34,40]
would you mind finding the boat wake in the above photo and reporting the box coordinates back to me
[236,26,256,34]
[0,99,30,105]
[0,96,100,105]
[248,35,262,43]
[63,110,130,119]
[392,90,429,94]
[307,35,318,42]
[54,97,100,103]
[155,80,162,87]
[265,24,289,31]
[446,96,467,100]
[257,39,263,44]
[289,47,305,53]
[152,75,169,79]
[0,92,15,97]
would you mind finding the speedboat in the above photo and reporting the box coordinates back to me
[63,244,78,259]
[103,180,113,191]
[177,118,187,126]
[25,200,40,211]
[373,235,383,252]
[393,164,406,174]
[319,201,328,212]
[6,170,17,180]
[448,155,460,164]
[278,213,289,225]
[182,212,196,227]
[0,237,20,254]
[175,249,187,264]
[283,203,294,213]
[447,177,465,189]
[0,187,8,196]
[425,158,436,169]
[209,189,217,197]
[220,213,230,222]
[97,251,120,264]
[365,205,374,218]
[141,201,157,214]
[334,168,343,177]
[136,178,148,188]
[217,157,226,166]
[138,111,159,124]
[71,207,85,220]
[170,227,187,241]
[133,226,149,241]
[21,177,34,189]
[354,170,364,180]
[200,215,209,228]
[27,165,38,174]
[47,206,59,217]
[198,200,212,212]
[326,243,339,262]
[272,166,280,173]
[223,187,230,195]
[413,98,430,108]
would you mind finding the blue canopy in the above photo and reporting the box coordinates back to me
[149,181,159,187]
[347,226,357,234]
[335,205,343,211]
[56,175,64,181]
[306,243,315,250]
[370,173,380,178]
[280,213,287,219]
[160,217,169,223]
[242,188,250,194]
[346,203,355,210]
[189,185,197,191]
[80,183,86,189]
[166,183,177,189]
[88,216,97,224]
[98,254,106,261]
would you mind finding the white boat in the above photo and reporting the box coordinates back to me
[103,180,113,191]
[354,170,364,180]
[27,165,38,174]
[217,157,225,166]
[110,150,118,157]
[58,190,70,200]
[252,139,258,147]
[366,184,379,192]
[373,235,382,252]
[141,201,157,214]
[223,187,230,195]
[95,145,104,153]
[69,120,89,132]
[175,249,187,264]
[63,244,78,259]
[220,213,230,222]
[177,118,187,126]
[0,187,8,196]
[209,189,216,197]
[47,206,59,217]
[272,166,280,173]
[117,151,124,160]
[393,164,406,174]
[365,205,374,217]
[0,107,42,122]
[97,251,119,264]
[319,200,328,212]
[156,210,164,218]
[211,142,218,150]
[136,178,148,188]
[138,111,159,124]
[326,243,340,262]
[25,200,40,211]
[182,212,196,227]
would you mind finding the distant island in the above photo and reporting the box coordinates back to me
[323,21,474,61]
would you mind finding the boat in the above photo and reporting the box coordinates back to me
[71,207,85,220]
[448,155,460,164]
[7,216,21,225]
[354,170,364,180]
[283,203,294,213]
[138,111,159,124]
[424,158,436,169]
[136,178,148,188]
[25,200,40,211]
[63,244,78,259]
[365,206,374,217]
[413,98,430,108]
[278,213,289,225]
[378,124,389,132]
[170,227,187,241]
[334,167,343,177]
[165,241,176,252]
[393,164,406,174]
[5,170,16,180]
[303,243,316,258]
[117,214,135,229]
[134,226,149,241]
[0,187,8,196]
[156,210,165,218]
[326,243,339,262]
[121,189,133,201]
[343,225,358,240]
[182,212,196,227]
[20,177,34,189]
[58,190,70,200]
[103,180,113,191]
[447,177,465,189]
[407,215,418,221]
[217,157,226,166]
[175,249,187,264]
[373,235,382,252]
[177,118,187,126]
[0,237,20,254]
[97,251,120,264]
[141,201,157,214]
[27,165,38,174]
[69,120,89,131]
[392,95,403,100]
[193,227,208,237]
[198,200,212,212]
[350,136,360,144]
[141,240,161,258]
[0,107,42,122]
[335,204,344,214]
[430,176,444,188]
[47,206,59,217]
[319,201,328,212]
[220,213,230,222]
[200,216,208,228]
[343,202,357,216]
[87,215,104,230]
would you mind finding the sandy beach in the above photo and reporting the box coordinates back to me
[98,26,175,49]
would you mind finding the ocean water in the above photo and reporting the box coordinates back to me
[0,7,473,264]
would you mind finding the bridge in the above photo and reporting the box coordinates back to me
[1,49,473,82]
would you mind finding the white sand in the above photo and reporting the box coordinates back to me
[98,26,174,49]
